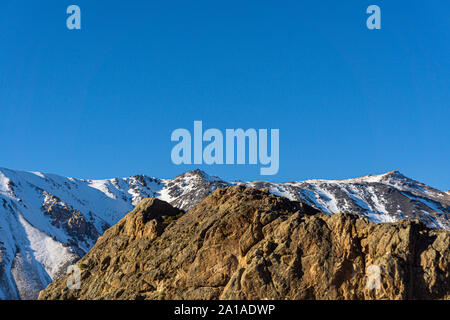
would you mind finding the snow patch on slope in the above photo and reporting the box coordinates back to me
[18,214,77,280]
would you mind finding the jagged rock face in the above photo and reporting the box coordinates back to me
[119,198,184,242]
[42,192,99,247]
[38,187,449,300]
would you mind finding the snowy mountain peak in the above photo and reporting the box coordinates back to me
[300,170,405,185]
[175,169,226,183]
[377,170,417,183]
[383,169,403,177]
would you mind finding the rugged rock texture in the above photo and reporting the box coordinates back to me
[2,167,448,300]
[39,187,449,300]
[42,192,100,248]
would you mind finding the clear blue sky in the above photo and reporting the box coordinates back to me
[0,1,448,189]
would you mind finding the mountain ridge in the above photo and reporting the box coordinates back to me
[0,166,449,299]
[39,186,450,300]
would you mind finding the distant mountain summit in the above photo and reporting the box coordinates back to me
[242,170,449,229]
[0,167,448,299]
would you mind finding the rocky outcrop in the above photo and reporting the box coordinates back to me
[2,167,449,300]
[39,186,449,300]
[42,192,99,245]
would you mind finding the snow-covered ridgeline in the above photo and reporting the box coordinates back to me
[0,167,448,300]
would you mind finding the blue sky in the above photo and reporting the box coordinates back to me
[0,1,449,189]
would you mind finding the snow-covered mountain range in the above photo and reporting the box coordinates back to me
[0,167,448,299]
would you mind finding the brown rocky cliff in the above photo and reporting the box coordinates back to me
[38,186,449,300]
